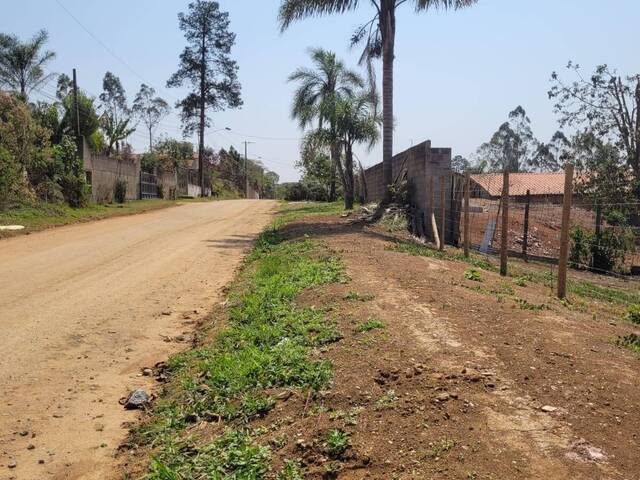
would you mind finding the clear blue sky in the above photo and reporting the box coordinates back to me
[3,0,639,182]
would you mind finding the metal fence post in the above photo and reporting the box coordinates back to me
[500,169,510,277]
[557,163,575,299]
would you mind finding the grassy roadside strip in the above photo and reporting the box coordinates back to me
[0,192,241,239]
[126,202,349,479]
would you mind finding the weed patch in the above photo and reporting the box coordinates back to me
[344,291,375,302]
[355,318,385,333]
[325,429,351,458]
[616,333,640,353]
[624,304,640,324]
[464,269,483,282]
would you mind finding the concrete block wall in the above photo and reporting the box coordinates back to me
[363,140,453,241]
[84,154,140,203]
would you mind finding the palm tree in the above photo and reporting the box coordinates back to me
[279,0,478,203]
[0,30,56,100]
[289,48,363,201]
[335,92,380,209]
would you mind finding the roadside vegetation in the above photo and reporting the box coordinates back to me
[126,202,349,478]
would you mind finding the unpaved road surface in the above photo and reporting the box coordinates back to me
[0,200,275,479]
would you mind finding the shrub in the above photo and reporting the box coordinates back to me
[570,226,592,269]
[464,269,483,282]
[0,147,21,206]
[114,179,127,204]
[59,173,89,208]
[325,430,350,458]
[591,228,634,273]
[625,304,640,324]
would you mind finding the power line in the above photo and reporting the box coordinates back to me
[54,0,179,104]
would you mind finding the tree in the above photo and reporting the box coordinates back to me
[451,154,470,173]
[288,48,363,201]
[476,106,538,172]
[133,84,170,152]
[0,29,55,100]
[533,130,571,172]
[100,72,135,155]
[167,0,242,196]
[279,0,478,203]
[335,91,380,208]
[549,62,640,199]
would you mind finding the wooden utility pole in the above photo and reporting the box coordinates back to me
[557,163,574,299]
[439,175,446,251]
[464,172,470,258]
[72,69,80,140]
[500,169,510,276]
[522,189,531,262]
[243,141,254,198]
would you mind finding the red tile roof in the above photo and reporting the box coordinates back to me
[470,172,568,197]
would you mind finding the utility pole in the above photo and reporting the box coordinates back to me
[243,141,254,199]
[72,69,81,156]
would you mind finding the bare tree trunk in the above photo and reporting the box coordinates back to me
[381,1,395,204]
[329,146,337,202]
[198,29,206,197]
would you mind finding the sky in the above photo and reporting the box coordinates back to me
[2,0,640,182]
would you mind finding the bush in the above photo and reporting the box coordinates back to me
[591,228,634,273]
[59,173,89,208]
[570,224,635,274]
[625,304,640,324]
[0,147,21,206]
[114,179,127,204]
[570,226,592,269]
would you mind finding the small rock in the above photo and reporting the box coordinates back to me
[141,368,153,376]
[541,405,558,413]
[27,444,35,450]
[161,311,172,316]
[436,392,450,402]
[38,459,45,465]
[276,390,293,401]
[19,431,29,437]
[123,389,150,409]
[8,460,17,468]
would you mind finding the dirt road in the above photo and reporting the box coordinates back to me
[0,200,275,480]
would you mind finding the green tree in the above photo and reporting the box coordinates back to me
[549,62,640,200]
[0,29,55,100]
[476,106,538,172]
[279,0,478,203]
[335,92,380,208]
[133,84,170,152]
[99,72,135,155]
[288,48,363,201]
[167,0,242,196]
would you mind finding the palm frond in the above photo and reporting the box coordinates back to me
[279,0,362,31]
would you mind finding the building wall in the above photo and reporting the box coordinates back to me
[363,141,453,241]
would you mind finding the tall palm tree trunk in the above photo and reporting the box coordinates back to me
[329,150,337,201]
[381,1,395,204]
[344,143,355,209]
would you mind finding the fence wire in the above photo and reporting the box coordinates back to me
[422,171,640,281]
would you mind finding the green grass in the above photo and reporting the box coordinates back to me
[344,291,375,302]
[276,201,347,226]
[354,318,385,333]
[389,239,640,308]
[464,269,483,282]
[625,304,640,324]
[135,210,348,479]
[419,438,456,460]
[0,199,192,238]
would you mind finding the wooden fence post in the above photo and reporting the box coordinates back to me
[429,176,440,248]
[440,175,446,251]
[557,163,574,299]
[500,169,510,276]
[522,189,531,262]
[464,172,470,258]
